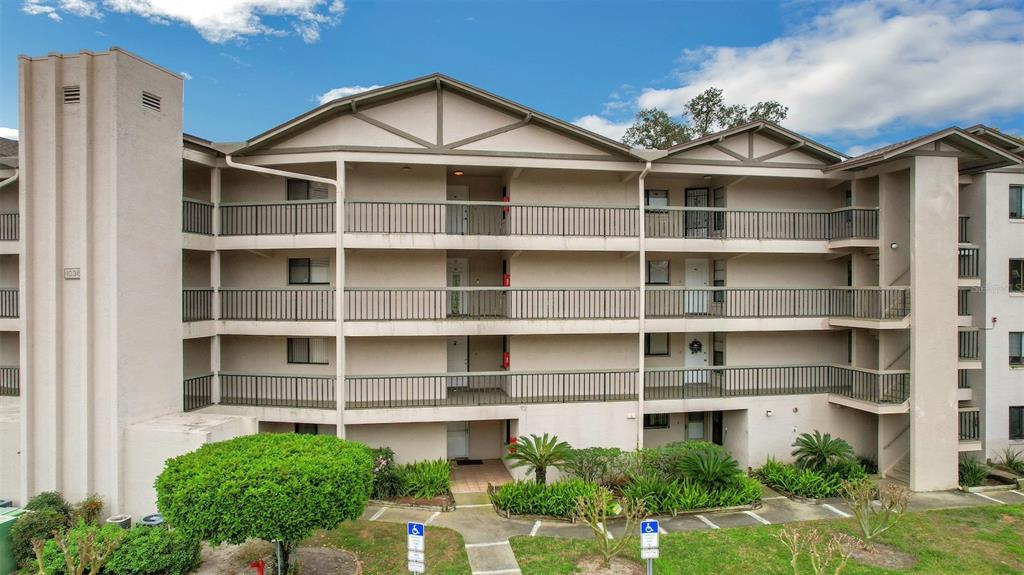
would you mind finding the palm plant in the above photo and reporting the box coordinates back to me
[678,448,741,489]
[504,433,572,485]
[791,431,854,472]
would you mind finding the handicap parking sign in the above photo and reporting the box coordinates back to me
[640,520,659,549]
[407,522,425,552]
[408,522,424,536]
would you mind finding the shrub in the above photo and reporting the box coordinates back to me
[791,431,855,473]
[70,494,104,526]
[678,448,742,488]
[621,473,761,514]
[104,527,201,575]
[369,447,402,499]
[857,455,879,475]
[25,492,72,521]
[504,434,573,485]
[490,479,599,518]
[397,459,452,499]
[842,479,909,546]
[563,447,625,486]
[38,521,126,575]
[575,488,645,568]
[156,434,373,575]
[11,510,66,567]
[959,458,989,487]
[824,457,868,482]
[999,447,1024,475]
[652,441,725,477]
[755,458,845,499]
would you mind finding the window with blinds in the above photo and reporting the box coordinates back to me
[287,337,329,364]
[287,179,329,200]
[288,257,330,284]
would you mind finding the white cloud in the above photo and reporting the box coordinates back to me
[180,71,193,80]
[21,0,346,43]
[0,127,19,140]
[583,0,1024,139]
[573,114,632,142]
[316,85,382,105]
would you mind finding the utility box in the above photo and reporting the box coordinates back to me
[0,508,28,575]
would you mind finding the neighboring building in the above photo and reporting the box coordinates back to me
[0,48,1021,518]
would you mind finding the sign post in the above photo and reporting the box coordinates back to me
[407,522,425,573]
[640,519,659,575]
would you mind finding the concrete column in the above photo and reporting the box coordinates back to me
[335,159,346,438]
[210,335,221,404]
[909,156,960,491]
[636,166,647,449]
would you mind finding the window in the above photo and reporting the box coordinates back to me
[287,179,329,201]
[712,333,725,366]
[643,414,669,429]
[1011,259,1024,293]
[287,337,329,364]
[1011,185,1023,220]
[645,189,668,207]
[687,412,705,440]
[1011,332,1023,366]
[295,423,318,435]
[847,331,854,363]
[1011,407,1024,440]
[712,259,726,303]
[647,260,669,285]
[645,333,669,356]
[288,257,330,284]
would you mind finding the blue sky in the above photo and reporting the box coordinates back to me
[1,0,1022,155]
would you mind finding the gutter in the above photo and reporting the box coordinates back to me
[224,155,338,190]
[0,169,18,190]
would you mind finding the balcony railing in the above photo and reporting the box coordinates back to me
[958,370,971,389]
[347,370,637,409]
[959,247,980,278]
[645,287,910,320]
[959,215,969,243]
[0,366,18,397]
[183,288,214,322]
[182,198,213,235]
[183,373,213,411]
[345,201,639,237]
[958,289,970,316]
[644,207,878,240]
[644,365,909,404]
[0,288,16,318]
[959,408,981,442]
[0,212,17,241]
[345,287,639,321]
[220,373,336,409]
[959,329,980,360]
[220,200,335,236]
[220,288,335,321]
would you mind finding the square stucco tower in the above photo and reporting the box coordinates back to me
[18,49,183,509]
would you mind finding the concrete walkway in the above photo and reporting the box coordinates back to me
[360,487,1024,574]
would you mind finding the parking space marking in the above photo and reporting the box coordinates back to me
[972,492,1005,504]
[659,525,668,534]
[695,514,720,529]
[822,503,852,518]
[369,507,387,521]
[465,541,511,548]
[459,504,494,508]
[426,511,440,524]
[530,521,541,536]
[764,496,788,500]
[1010,490,1024,498]
[744,510,771,525]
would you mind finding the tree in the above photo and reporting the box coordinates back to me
[155,434,374,575]
[621,108,690,149]
[574,488,645,568]
[791,431,855,472]
[504,433,572,485]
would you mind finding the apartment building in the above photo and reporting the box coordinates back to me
[1,48,1022,518]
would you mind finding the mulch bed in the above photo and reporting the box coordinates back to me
[266,548,360,575]
[575,557,644,575]
[844,537,918,571]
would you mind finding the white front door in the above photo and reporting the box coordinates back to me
[447,258,469,317]
[447,421,470,459]
[446,185,469,235]
[684,332,709,383]
[684,259,710,315]
[447,336,469,388]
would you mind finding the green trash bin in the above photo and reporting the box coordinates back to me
[0,508,28,575]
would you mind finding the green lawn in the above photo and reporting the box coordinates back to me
[308,521,472,575]
[510,504,1024,574]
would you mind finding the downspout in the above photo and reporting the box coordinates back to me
[637,161,651,449]
[0,169,18,190]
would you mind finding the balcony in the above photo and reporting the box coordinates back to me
[220,288,335,321]
[645,287,909,321]
[959,215,970,243]
[0,212,17,241]
[220,201,335,236]
[183,288,214,322]
[0,366,18,397]
[643,206,878,241]
[0,288,16,318]
[958,288,970,317]
[182,199,213,235]
[959,247,980,280]
[959,329,980,363]
[959,408,981,450]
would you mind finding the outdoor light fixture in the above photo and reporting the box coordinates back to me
[401,166,411,171]
[766,410,773,417]
[703,174,713,180]
[890,242,899,250]
[453,170,465,176]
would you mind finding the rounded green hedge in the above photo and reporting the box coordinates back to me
[155,434,373,547]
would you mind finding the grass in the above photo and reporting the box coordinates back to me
[510,503,1024,574]
[307,520,472,575]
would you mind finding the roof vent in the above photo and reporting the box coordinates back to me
[63,85,81,104]
[142,91,161,112]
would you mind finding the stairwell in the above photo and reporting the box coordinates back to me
[885,455,910,486]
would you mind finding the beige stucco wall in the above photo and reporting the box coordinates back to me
[183,337,211,377]
[182,250,211,287]
[0,255,18,287]
[726,254,846,288]
[221,163,336,204]
[346,421,448,464]
[511,169,632,206]
[509,334,637,371]
[469,419,505,459]
[221,249,335,287]
[345,249,445,287]
[347,163,445,202]
[346,336,445,375]
[724,331,848,365]
[221,335,336,375]
[509,251,636,287]
[0,399,20,504]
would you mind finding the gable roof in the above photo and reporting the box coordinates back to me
[657,120,849,165]
[965,125,1024,158]
[235,73,634,157]
[826,127,1023,173]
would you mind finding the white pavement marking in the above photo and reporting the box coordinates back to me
[1009,490,1024,498]
[597,522,613,539]
[764,496,788,500]
[459,504,493,508]
[972,492,1006,504]
[822,503,853,518]
[368,507,386,521]
[530,521,541,536]
[659,525,668,534]
[465,541,511,548]
[744,510,772,525]
[695,514,720,529]
[472,570,521,575]
[426,511,440,524]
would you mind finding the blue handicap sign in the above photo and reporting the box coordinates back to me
[640,520,659,534]
[408,522,424,536]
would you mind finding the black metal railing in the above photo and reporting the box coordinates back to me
[644,207,878,240]
[183,288,214,322]
[221,201,335,235]
[959,247,980,278]
[959,329,980,360]
[346,370,637,409]
[0,288,16,318]
[958,370,971,389]
[959,215,969,243]
[220,373,336,409]
[645,287,910,320]
[345,201,639,237]
[183,374,213,411]
[0,366,18,397]
[220,288,335,321]
[958,289,970,316]
[182,199,214,235]
[959,409,981,441]
[643,365,909,404]
[345,288,639,321]
[0,212,17,241]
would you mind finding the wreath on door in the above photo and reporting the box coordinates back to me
[688,339,703,354]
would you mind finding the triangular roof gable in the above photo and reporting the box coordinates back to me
[966,125,1024,158]
[656,121,849,166]
[826,127,1023,173]
[237,73,634,158]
